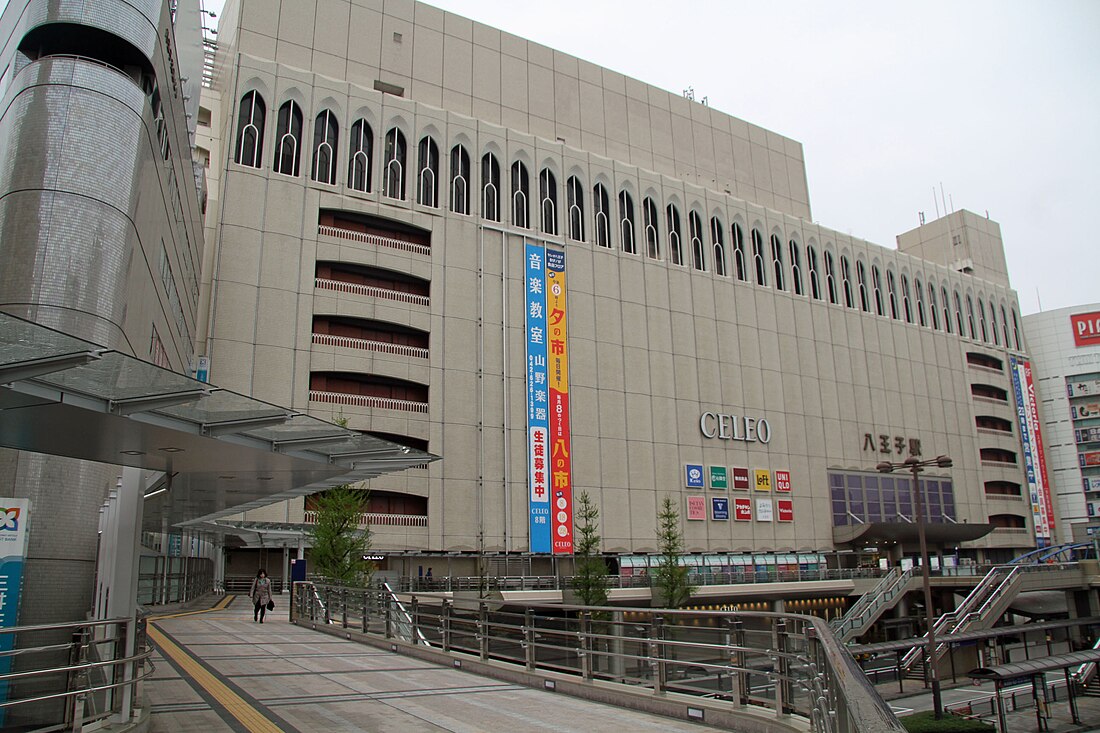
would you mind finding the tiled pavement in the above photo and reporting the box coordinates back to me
[144,596,729,733]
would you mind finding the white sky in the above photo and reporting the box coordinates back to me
[18,0,1097,315]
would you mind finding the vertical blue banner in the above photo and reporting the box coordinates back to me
[0,498,30,723]
[1009,356,1046,548]
[525,243,551,553]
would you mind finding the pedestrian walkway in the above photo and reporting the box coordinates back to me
[143,596,731,733]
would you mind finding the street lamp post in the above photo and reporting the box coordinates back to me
[877,454,953,720]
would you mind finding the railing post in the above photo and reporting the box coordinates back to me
[385,593,394,638]
[726,617,745,706]
[774,618,794,716]
[479,602,489,661]
[411,597,420,645]
[341,587,348,628]
[441,600,452,652]
[362,589,369,633]
[579,611,593,680]
[651,614,666,694]
[524,608,536,671]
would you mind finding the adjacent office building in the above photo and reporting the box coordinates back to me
[1023,306,1100,544]
[196,0,1050,577]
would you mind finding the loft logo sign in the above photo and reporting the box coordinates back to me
[700,412,772,444]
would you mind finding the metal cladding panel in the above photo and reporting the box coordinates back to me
[21,0,161,59]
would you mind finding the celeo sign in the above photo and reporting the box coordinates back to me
[700,412,772,443]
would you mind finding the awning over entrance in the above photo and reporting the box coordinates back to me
[0,313,438,531]
[833,521,995,546]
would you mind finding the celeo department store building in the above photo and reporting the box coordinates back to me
[1023,305,1100,545]
[197,0,1050,576]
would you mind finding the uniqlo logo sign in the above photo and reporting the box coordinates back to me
[1072,312,1100,347]
[775,470,791,492]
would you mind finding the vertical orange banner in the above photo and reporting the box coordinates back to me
[545,249,573,554]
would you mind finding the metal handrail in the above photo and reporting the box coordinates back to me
[832,568,915,640]
[294,581,905,733]
[317,225,432,256]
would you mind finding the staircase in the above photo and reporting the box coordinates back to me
[1072,637,1100,692]
[901,565,1023,674]
[831,568,918,643]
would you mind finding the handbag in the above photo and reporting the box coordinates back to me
[266,600,275,611]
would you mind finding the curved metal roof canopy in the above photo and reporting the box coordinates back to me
[0,313,438,531]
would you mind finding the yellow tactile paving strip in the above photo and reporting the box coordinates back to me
[147,595,284,733]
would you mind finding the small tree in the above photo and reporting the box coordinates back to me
[309,484,375,585]
[572,490,609,608]
[652,495,695,608]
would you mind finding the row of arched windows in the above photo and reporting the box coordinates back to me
[233,90,1024,352]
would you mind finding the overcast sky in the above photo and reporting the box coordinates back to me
[76,1,1100,315]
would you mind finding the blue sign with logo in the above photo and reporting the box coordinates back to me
[685,464,705,488]
[712,497,729,520]
[0,498,30,724]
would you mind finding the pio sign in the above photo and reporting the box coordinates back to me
[1072,311,1100,348]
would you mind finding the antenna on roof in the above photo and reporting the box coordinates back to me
[932,187,940,219]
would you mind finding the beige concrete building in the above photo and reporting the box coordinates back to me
[197,0,1046,576]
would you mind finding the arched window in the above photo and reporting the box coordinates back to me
[711,217,727,276]
[789,240,803,295]
[618,190,636,253]
[770,234,786,290]
[857,260,870,312]
[417,136,439,207]
[449,145,470,214]
[511,161,530,228]
[989,301,1000,346]
[643,197,660,259]
[383,127,406,199]
[732,224,747,281]
[689,210,706,271]
[978,299,989,342]
[539,168,557,234]
[566,175,584,241]
[234,90,265,167]
[666,204,683,265]
[273,100,303,176]
[481,152,500,221]
[311,109,339,184]
[883,269,896,318]
[927,283,940,330]
[1011,308,1021,350]
[872,266,886,316]
[900,274,912,323]
[347,119,373,192]
[751,229,768,286]
[825,251,838,304]
[593,183,610,247]
[1001,305,1011,348]
[953,290,965,336]
[807,245,821,300]
[914,278,926,326]
[941,285,953,334]
[966,294,977,339]
[841,256,854,308]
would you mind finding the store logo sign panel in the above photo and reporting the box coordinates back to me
[754,469,772,491]
[685,464,705,488]
[686,495,706,520]
[756,499,773,522]
[774,470,791,492]
[732,467,750,490]
[712,497,729,520]
[1071,311,1100,347]
[709,466,728,490]
[777,499,794,522]
[734,498,752,521]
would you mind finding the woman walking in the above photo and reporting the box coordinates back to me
[249,568,273,623]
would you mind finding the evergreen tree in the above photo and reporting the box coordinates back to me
[652,496,695,608]
[308,484,375,585]
[572,490,609,608]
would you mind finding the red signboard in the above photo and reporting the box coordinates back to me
[734,497,752,521]
[1072,311,1100,347]
[777,499,794,522]
[775,470,791,492]
[732,467,750,490]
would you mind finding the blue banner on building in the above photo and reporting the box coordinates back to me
[525,243,551,553]
[0,498,30,723]
[1009,356,1048,547]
